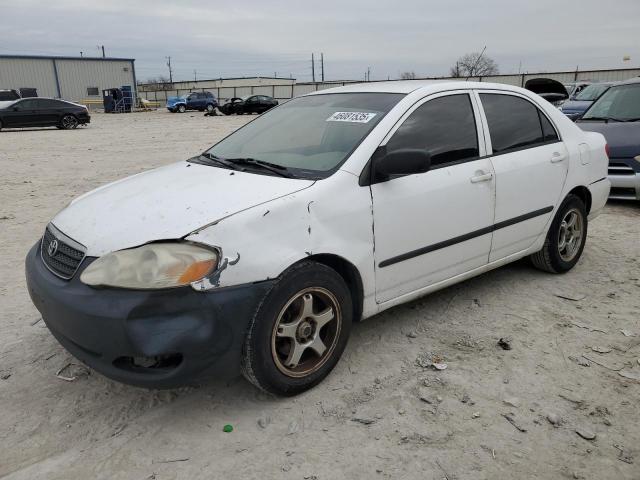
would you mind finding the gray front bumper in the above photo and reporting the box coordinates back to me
[608,158,640,200]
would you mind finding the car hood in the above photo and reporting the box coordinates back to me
[561,100,593,113]
[577,121,640,158]
[52,161,314,256]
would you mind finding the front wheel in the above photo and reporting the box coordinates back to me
[60,114,78,129]
[242,261,352,396]
[206,104,214,113]
[530,194,587,273]
[177,105,186,113]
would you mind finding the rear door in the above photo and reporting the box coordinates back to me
[371,91,496,303]
[476,91,568,262]
[37,99,63,125]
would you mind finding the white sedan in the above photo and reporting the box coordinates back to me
[26,80,610,395]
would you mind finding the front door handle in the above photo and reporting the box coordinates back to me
[470,172,493,183]
[551,151,567,163]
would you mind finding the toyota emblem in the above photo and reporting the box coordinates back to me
[47,239,59,257]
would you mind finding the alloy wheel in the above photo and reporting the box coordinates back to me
[271,287,341,378]
[61,115,78,129]
[557,208,584,262]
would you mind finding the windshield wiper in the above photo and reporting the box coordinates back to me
[197,152,242,170]
[581,116,620,123]
[224,157,293,178]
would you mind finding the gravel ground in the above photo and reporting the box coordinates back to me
[1,110,639,480]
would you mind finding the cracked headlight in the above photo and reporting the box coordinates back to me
[80,242,218,289]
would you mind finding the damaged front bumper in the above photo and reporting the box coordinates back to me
[25,242,274,388]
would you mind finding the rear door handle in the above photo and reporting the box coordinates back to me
[470,172,493,183]
[551,151,567,163]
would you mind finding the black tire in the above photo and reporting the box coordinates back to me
[530,194,588,273]
[206,104,215,113]
[0,119,2,131]
[242,261,352,396]
[177,105,186,113]
[60,114,78,130]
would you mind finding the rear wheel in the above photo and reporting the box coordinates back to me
[60,114,78,130]
[242,262,352,396]
[177,104,186,113]
[530,194,587,273]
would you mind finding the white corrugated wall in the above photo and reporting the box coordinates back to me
[0,58,59,97]
[0,57,135,102]
[55,59,135,102]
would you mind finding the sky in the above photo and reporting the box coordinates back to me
[1,0,638,82]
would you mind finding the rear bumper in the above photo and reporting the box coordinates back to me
[588,177,611,220]
[25,242,275,388]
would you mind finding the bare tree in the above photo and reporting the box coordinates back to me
[400,71,417,80]
[142,75,172,91]
[450,52,499,78]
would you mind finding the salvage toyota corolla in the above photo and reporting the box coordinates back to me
[26,81,610,395]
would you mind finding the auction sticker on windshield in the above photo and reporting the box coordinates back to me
[326,112,377,123]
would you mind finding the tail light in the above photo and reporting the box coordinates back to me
[605,143,610,159]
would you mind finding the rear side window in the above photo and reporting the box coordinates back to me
[480,93,558,154]
[540,113,559,142]
[386,94,479,168]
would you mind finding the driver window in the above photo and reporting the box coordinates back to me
[385,94,480,169]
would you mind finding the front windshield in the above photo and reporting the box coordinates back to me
[575,84,610,101]
[207,92,405,175]
[582,83,640,120]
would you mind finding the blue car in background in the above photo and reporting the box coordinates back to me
[167,91,217,113]
[560,82,614,121]
[577,78,640,200]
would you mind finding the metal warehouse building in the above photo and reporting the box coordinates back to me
[0,54,137,103]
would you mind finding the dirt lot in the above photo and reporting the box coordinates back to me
[1,110,639,480]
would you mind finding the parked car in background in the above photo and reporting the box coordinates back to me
[577,78,640,200]
[560,82,614,120]
[0,89,20,101]
[167,91,217,113]
[525,78,569,106]
[19,87,38,98]
[25,80,609,395]
[564,82,592,99]
[220,95,279,115]
[0,97,90,131]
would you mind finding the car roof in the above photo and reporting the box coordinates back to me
[306,80,529,96]
[612,77,640,86]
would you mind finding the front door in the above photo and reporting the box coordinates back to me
[476,92,569,262]
[3,99,36,127]
[371,92,496,303]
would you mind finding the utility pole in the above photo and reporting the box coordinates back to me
[193,70,197,82]
[321,53,324,82]
[311,53,316,83]
[101,45,105,58]
[367,66,371,82]
[80,51,83,58]
[166,56,173,84]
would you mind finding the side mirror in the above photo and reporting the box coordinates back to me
[373,147,431,183]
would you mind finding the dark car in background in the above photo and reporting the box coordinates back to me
[0,89,20,101]
[577,78,640,200]
[0,97,90,131]
[560,82,614,120]
[166,91,217,113]
[220,95,278,115]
